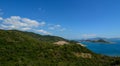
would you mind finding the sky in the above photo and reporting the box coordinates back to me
[0,0,120,39]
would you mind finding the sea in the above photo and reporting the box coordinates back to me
[81,39,120,57]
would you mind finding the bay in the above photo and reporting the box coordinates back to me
[81,39,120,56]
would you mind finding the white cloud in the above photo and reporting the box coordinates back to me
[49,24,61,30]
[0,16,51,35]
[0,16,44,30]
[49,24,66,31]
[39,21,46,26]
[60,28,66,31]
[21,18,40,27]
[82,34,97,38]
[55,24,61,27]
[35,29,51,35]
[21,27,31,31]
[0,16,66,35]
[0,17,3,20]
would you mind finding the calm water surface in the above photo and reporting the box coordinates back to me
[81,39,120,56]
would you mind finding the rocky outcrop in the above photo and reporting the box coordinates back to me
[54,41,69,45]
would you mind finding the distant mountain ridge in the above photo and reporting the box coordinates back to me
[78,37,112,43]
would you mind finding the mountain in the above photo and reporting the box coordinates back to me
[79,37,112,44]
[0,29,120,66]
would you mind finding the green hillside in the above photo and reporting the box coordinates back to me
[0,29,120,66]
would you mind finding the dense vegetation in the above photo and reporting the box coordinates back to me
[0,29,120,66]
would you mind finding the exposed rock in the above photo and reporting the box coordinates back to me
[54,41,69,45]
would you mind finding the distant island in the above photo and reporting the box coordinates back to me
[79,38,112,44]
[86,39,111,43]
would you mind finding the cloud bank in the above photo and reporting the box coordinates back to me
[0,16,65,35]
[0,16,50,35]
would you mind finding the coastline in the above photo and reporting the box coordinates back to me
[80,40,120,57]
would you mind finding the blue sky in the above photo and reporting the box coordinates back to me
[0,0,120,39]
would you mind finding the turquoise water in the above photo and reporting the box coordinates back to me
[81,39,120,56]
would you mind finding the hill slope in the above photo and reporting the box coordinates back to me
[0,29,120,66]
